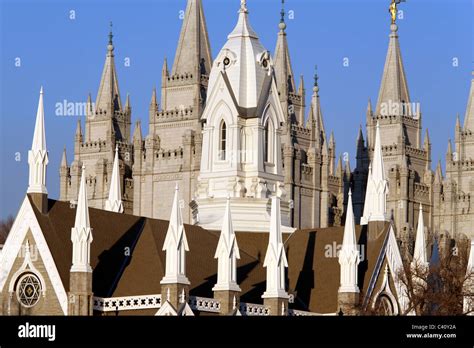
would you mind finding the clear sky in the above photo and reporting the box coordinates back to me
[0,0,472,219]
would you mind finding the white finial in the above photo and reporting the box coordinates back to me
[338,188,360,294]
[262,196,289,299]
[212,195,241,292]
[161,182,190,286]
[232,295,237,310]
[240,0,248,12]
[105,145,124,213]
[361,121,389,224]
[70,164,93,273]
[27,86,49,194]
[412,204,428,266]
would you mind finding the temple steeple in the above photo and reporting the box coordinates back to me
[274,0,296,106]
[95,22,122,114]
[375,21,410,116]
[171,0,212,78]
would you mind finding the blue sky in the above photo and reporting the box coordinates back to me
[0,0,472,219]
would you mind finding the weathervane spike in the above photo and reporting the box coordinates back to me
[280,0,285,23]
[314,65,319,87]
[108,21,113,45]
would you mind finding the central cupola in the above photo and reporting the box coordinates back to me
[193,0,293,233]
[207,0,271,111]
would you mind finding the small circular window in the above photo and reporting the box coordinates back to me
[262,59,268,68]
[223,57,231,66]
[16,273,42,307]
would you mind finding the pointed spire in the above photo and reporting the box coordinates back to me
[274,0,296,103]
[356,125,365,150]
[125,93,131,112]
[434,160,443,184]
[70,165,93,273]
[172,0,212,77]
[161,183,190,285]
[336,155,343,177]
[361,122,389,224]
[213,196,241,292]
[133,120,142,143]
[423,128,430,149]
[367,98,373,116]
[375,21,410,115]
[104,146,124,213]
[96,24,122,114]
[61,146,68,168]
[463,71,474,132]
[28,86,49,194]
[446,139,453,158]
[262,196,289,299]
[306,66,326,142]
[75,119,82,139]
[412,204,428,266]
[32,86,46,152]
[339,189,360,293]
[162,58,169,78]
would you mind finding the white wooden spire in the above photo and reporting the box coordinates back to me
[338,189,360,293]
[262,196,289,299]
[70,166,93,273]
[412,204,428,267]
[28,86,49,194]
[213,197,241,292]
[161,183,190,285]
[361,122,389,224]
[104,146,124,213]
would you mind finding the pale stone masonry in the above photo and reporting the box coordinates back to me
[59,0,473,245]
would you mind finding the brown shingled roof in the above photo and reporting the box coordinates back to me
[29,196,389,314]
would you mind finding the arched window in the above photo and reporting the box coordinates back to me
[264,118,274,163]
[219,120,227,160]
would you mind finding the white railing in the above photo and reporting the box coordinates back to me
[93,294,162,312]
[239,302,270,316]
[188,296,221,313]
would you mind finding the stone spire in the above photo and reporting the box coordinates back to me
[262,196,289,299]
[338,189,360,293]
[213,196,241,292]
[104,146,124,213]
[71,165,93,273]
[412,204,428,267]
[61,146,68,168]
[133,120,142,143]
[161,183,190,285]
[463,71,474,132]
[171,0,212,77]
[274,0,296,106]
[375,22,410,115]
[306,67,326,145]
[28,86,49,195]
[361,122,389,224]
[434,160,443,184]
[95,23,122,114]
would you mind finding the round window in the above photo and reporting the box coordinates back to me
[262,59,268,68]
[16,273,42,307]
[223,57,231,66]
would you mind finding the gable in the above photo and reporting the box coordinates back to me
[0,196,68,314]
